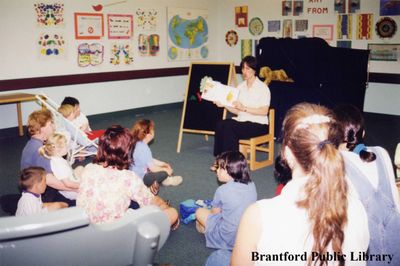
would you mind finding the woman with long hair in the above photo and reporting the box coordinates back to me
[231,103,369,265]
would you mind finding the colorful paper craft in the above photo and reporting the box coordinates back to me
[136,8,158,31]
[78,43,104,67]
[34,3,64,26]
[38,33,65,56]
[110,43,133,65]
[138,34,160,56]
[235,6,248,27]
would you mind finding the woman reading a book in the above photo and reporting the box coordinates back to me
[212,55,271,171]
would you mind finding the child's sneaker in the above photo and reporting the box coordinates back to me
[162,176,183,186]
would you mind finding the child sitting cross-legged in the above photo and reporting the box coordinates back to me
[130,119,183,193]
[16,167,68,216]
[39,133,82,200]
[195,151,257,250]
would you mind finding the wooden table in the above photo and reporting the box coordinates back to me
[0,93,39,136]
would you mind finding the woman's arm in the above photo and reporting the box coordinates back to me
[231,203,262,266]
[233,101,270,116]
[61,179,80,190]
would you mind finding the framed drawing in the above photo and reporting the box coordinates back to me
[107,14,133,39]
[74,13,104,39]
[368,43,400,61]
[312,25,333,41]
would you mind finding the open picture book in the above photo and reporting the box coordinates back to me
[200,76,239,107]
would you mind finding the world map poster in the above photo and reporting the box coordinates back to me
[167,7,209,61]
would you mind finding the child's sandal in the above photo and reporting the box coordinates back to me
[171,218,180,231]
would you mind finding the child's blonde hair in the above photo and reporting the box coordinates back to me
[39,133,68,158]
[58,104,74,118]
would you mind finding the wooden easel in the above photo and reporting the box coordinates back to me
[176,62,237,153]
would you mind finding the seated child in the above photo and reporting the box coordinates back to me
[58,103,105,141]
[61,96,91,132]
[130,119,183,191]
[39,133,82,200]
[274,154,292,196]
[195,151,257,250]
[16,167,68,216]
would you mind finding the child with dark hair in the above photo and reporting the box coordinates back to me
[274,154,292,196]
[334,104,400,265]
[195,151,257,250]
[61,96,90,132]
[16,167,67,216]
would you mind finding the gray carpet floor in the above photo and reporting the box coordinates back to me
[1,104,399,266]
[0,105,278,266]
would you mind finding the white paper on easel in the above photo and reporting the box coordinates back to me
[201,80,239,107]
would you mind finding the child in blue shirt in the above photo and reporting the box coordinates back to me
[130,119,182,194]
[195,151,257,250]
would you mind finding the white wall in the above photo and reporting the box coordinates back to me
[0,0,399,130]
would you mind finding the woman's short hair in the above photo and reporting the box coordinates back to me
[27,109,53,136]
[240,55,257,72]
[94,125,133,170]
[131,119,154,142]
[19,167,45,190]
[216,151,251,184]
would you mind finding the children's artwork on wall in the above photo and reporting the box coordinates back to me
[282,1,292,16]
[380,0,400,15]
[357,14,373,40]
[136,8,158,31]
[138,34,159,56]
[167,7,209,61]
[348,0,360,13]
[334,0,346,13]
[38,33,65,56]
[241,39,252,59]
[225,30,238,47]
[368,43,400,61]
[110,43,133,64]
[77,43,104,67]
[249,17,264,36]
[74,13,104,40]
[34,3,64,26]
[235,6,248,27]
[313,25,334,41]
[295,20,308,31]
[283,19,293,38]
[293,1,304,16]
[107,14,133,39]
[268,20,281,32]
[375,17,397,39]
[337,14,352,39]
[337,40,351,48]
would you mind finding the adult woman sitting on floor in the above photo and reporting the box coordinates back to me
[334,104,400,265]
[231,103,369,266]
[212,56,270,169]
[77,125,179,227]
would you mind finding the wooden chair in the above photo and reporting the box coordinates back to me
[239,108,275,171]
